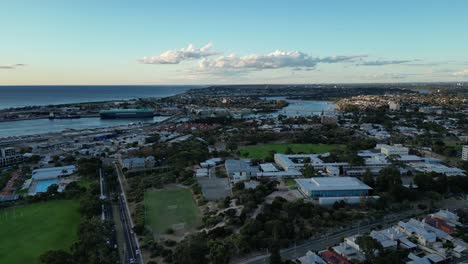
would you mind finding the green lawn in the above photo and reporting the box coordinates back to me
[240,143,343,159]
[0,200,80,264]
[145,188,201,234]
[284,179,297,186]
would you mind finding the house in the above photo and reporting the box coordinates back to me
[431,210,462,226]
[298,251,327,264]
[397,220,437,246]
[423,216,456,235]
[369,230,398,250]
[332,242,366,262]
[319,250,350,264]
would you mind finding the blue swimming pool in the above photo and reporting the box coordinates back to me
[35,179,59,193]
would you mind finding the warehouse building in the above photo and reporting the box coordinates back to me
[295,177,374,205]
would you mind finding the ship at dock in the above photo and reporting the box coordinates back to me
[99,109,154,119]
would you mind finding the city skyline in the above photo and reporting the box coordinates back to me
[1,0,468,85]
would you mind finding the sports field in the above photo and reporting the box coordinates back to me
[240,143,342,159]
[0,200,80,264]
[145,188,201,234]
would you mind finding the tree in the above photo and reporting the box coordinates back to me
[376,166,402,192]
[227,141,238,152]
[363,169,375,188]
[302,164,315,178]
[269,246,283,264]
[78,194,102,218]
[413,173,433,191]
[71,219,118,264]
[356,235,382,262]
[77,157,102,178]
[208,240,231,264]
[173,235,209,264]
[145,133,160,144]
[39,250,73,264]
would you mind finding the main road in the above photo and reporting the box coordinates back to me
[114,162,144,264]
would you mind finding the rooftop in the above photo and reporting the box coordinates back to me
[296,177,372,191]
[32,165,76,180]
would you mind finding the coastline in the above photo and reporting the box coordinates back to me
[0,85,200,111]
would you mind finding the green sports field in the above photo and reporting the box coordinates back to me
[0,200,80,264]
[240,143,343,159]
[145,188,201,234]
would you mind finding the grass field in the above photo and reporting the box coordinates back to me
[0,200,80,264]
[145,188,201,234]
[284,179,297,186]
[240,143,343,159]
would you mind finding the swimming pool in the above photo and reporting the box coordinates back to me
[35,179,59,193]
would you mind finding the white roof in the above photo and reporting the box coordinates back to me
[260,163,279,172]
[32,165,76,180]
[398,220,437,241]
[298,251,326,264]
[296,177,372,191]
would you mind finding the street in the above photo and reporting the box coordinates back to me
[114,162,144,264]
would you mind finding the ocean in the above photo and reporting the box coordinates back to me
[0,85,199,110]
[0,85,196,138]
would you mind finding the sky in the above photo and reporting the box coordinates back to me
[1,0,468,85]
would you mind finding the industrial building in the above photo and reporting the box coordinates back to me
[32,165,76,180]
[295,177,373,205]
[225,159,260,183]
[377,144,409,156]
[119,156,156,171]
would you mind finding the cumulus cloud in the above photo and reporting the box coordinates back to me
[199,51,366,71]
[139,43,219,64]
[453,69,468,76]
[358,60,415,66]
[0,64,26,69]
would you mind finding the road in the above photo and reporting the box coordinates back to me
[234,199,468,264]
[98,168,121,261]
[114,163,144,264]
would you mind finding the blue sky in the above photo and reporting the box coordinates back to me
[1,0,468,84]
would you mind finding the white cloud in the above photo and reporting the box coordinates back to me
[0,64,26,69]
[139,43,219,64]
[199,50,365,71]
[453,69,468,76]
[357,60,415,66]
